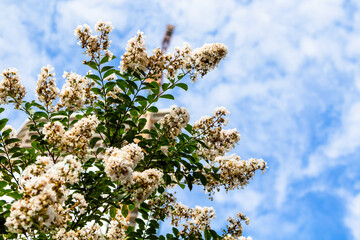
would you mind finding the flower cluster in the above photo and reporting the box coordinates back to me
[53,155,83,184]
[19,156,52,187]
[103,143,144,184]
[43,121,65,146]
[106,210,129,240]
[170,203,216,238]
[203,154,267,195]
[189,43,228,82]
[119,33,227,82]
[36,65,59,109]
[223,212,250,238]
[58,71,90,111]
[131,168,163,203]
[6,155,82,234]
[223,236,253,240]
[159,105,190,140]
[0,68,26,109]
[165,43,192,79]
[147,48,167,77]
[194,107,241,161]
[62,115,99,157]
[74,20,114,60]
[72,193,88,214]
[120,31,148,75]
[84,77,97,106]
[55,224,103,240]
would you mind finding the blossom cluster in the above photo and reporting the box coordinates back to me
[171,203,216,238]
[58,71,91,111]
[165,43,192,79]
[74,20,114,60]
[189,43,228,82]
[43,121,65,146]
[62,115,99,157]
[159,105,190,140]
[36,65,59,109]
[43,115,99,157]
[223,212,250,238]
[0,68,26,109]
[131,168,163,203]
[119,31,227,81]
[204,154,267,195]
[71,193,88,214]
[54,224,103,240]
[106,210,129,240]
[103,143,144,184]
[119,30,148,75]
[194,107,241,161]
[223,236,253,240]
[6,155,82,234]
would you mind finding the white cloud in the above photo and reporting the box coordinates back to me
[345,194,360,240]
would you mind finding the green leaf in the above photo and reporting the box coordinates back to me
[147,106,158,113]
[109,207,117,219]
[128,204,136,211]
[5,138,20,146]
[31,141,39,150]
[0,181,7,189]
[172,228,179,236]
[85,61,98,71]
[100,55,116,65]
[101,65,114,73]
[204,228,211,240]
[90,137,101,148]
[8,192,22,200]
[194,172,207,186]
[186,175,194,191]
[103,69,116,79]
[105,81,116,93]
[121,205,128,218]
[0,108,4,114]
[210,230,220,239]
[0,119,8,131]
[177,73,185,80]
[86,74,101,81]
[160,94,175,100]
[162,83,170,91]
[175,83,188,91]
[91,88,103,96]
[33,111,48,120]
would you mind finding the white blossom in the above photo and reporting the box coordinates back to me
[36,65,59,108]
[103,143,144,184]
[119,31,148,75]
[58,71,89,111]
[159,105,190,140]
[131,168,163,203]
[0,68,26,108]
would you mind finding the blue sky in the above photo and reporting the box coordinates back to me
[1,0,360,239]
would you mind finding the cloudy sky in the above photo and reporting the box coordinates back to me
[1,0,360,239]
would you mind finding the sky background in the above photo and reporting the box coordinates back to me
[1,0,360,239]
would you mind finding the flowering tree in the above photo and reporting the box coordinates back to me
[0,21,266,240]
